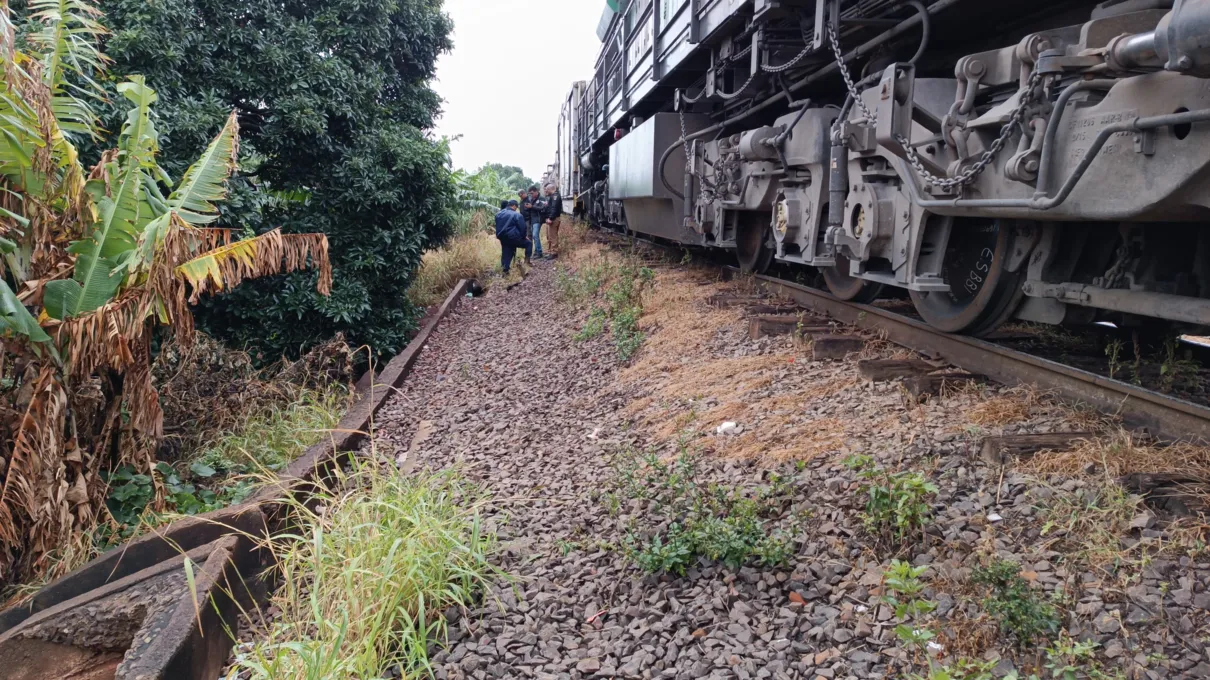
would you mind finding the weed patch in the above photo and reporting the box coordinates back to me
[408,227,500,307]
[229,467,496,679]
[559,256,655,361]
[1036,482,1140,567]
[971,559,1060,647]
[104,384,351,543]
[608,448,798,575]
[846,455,937,544]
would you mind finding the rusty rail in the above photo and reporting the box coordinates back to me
[0,280,475,680]
[737,269,1210,443]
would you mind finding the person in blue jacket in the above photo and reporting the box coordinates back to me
[495,199,532,274]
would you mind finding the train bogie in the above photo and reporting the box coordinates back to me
[550,0,1210,335]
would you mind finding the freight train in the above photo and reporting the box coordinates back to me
[550,0,1210,336]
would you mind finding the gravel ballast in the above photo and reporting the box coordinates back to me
[371,251,1210,680]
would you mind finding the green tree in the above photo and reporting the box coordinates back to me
[482,163,536,192]
[91,0,456,361]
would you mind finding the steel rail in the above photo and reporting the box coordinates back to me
[727,269,1210,443]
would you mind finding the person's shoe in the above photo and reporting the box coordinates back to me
[502,269,510,275]
[524,258,532,266]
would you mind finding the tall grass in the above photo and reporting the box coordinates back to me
[407,209,500,307]
[195,385,352,476]
[227,467,496,680]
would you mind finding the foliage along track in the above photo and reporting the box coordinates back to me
[0,281,472,680]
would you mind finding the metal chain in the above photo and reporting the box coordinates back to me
[899,69,1045,189]
[679,105,694,175]
[825,20,876,125]
[824,19,1045,189]
[727,44,753,64]
[762,42,814,74]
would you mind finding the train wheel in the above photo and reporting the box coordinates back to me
[822,253,884,303]
[909,218,1024,336]
[736,215,774,274]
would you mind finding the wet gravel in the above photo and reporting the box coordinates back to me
[372,258,1210,680]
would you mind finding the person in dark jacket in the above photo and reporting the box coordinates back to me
[495,199,531,274]
[543,184,564,258]
[522,185,548,258]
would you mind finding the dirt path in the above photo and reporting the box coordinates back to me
[373,251,1210,680]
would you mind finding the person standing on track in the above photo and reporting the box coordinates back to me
[523,185,548,259]
[495,199,531,274]
[543,183,564,259]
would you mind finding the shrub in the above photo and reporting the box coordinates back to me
[846,455,938,543]
[99,0,457,362]
[971,559,1060,647]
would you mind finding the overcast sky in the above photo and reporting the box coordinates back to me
[433,0,606,182]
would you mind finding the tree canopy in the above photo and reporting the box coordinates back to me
[95,0,456,361]
[481,163,537,192]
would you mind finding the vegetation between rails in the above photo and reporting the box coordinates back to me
[227,467,496,680]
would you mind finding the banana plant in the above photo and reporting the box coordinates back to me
[0,0,334,587]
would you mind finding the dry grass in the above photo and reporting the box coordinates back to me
[598,251,861,463]
[1020,429,1210,479]
[965,386,1043,427]
[407,229,500,307]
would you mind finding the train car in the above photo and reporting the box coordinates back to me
[556,81,587,216]
[549,0,1210,337]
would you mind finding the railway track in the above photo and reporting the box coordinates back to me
[613,232,1210,443]
[735,269,1210,443]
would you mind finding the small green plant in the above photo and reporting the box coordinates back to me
[611,306,645,360]
[1003,634,1125,680]
[884,560,936,619]
[910,659,996,680]
[575,306,608,341]
[556,539,582,556]
[1105,338,1124,380]
[560,259,654,360]
[613,448,794,575]
[1159,336,1198,393]
[104,466,155,529]
[971,559,1060,647]
[882,559,938,663]
[845,455,937,543]
[893,624,936,652]
[627,524,695,574]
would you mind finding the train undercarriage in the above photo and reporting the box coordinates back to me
[565,0,1210,337]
